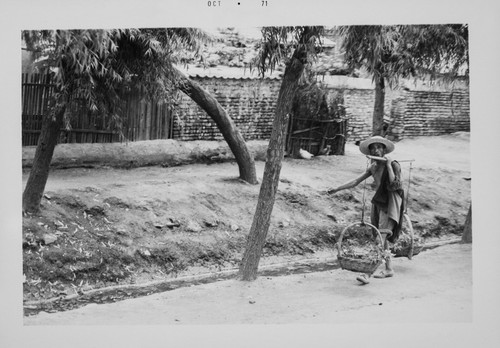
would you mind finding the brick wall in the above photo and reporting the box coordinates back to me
[342,89,375,142]
[172,76,469,143]
[389,89,470,140]
[173,77,281,141]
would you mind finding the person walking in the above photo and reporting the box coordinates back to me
[328,136,405,284]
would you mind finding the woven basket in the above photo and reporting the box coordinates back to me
[338,254,383,274]
[393,243,423,258]
[336,222,384,275]
[391,213,421,259]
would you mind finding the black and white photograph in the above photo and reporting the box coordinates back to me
[1,0,499,347]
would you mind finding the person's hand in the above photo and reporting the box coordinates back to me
[384,155,393,165]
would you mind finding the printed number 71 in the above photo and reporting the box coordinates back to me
[262,1,267,6]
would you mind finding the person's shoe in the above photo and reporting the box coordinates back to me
[373,270,394,278]
[356,274,370,285]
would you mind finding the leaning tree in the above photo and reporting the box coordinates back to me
[337,24,469,136]
[174,68,257,184]
[22,28,258,213]
[238,26,325,281]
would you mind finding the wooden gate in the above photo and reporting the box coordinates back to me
[286,84,348,157]
[286,116,347,157]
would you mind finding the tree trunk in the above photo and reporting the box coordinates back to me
[461,204,472,243]
[175,69,258,185]
[238,30,312,281]
[372,75,386,136]
[22,106,66,213]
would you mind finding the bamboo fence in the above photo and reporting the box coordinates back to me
[21,73,174,146]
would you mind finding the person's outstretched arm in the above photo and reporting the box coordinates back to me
[327,170,371,194]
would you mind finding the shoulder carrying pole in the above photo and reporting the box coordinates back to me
[360,159,370,224]
[366,155,415,163]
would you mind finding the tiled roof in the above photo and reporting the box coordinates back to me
[176,65,283,80]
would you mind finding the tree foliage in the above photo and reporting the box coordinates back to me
[338,24,469,87]
[251,26,324,76]
[403,24,469,80]
[23,28,212,126]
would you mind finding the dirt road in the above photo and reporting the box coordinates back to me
[19,243,476,348]
[24,242,471,325]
